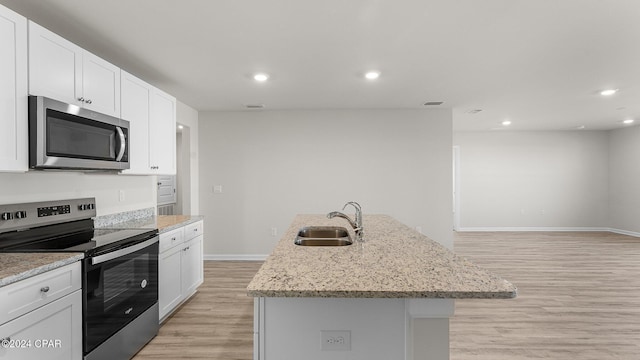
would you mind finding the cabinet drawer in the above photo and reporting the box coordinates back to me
[0,262,81,326]
[184,221,203,241]
[159,227,184,253]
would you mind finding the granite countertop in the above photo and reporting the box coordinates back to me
[247,214,517,299]
[95,214,204,233]
[0,252,84,288]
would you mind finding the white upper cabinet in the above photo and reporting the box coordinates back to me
[121,71,176,175]
[149,87,176,174]
[0,5,28,172]
[28,21,120,117]
[121,70,152,174]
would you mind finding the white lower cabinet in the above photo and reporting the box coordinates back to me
[159,244,183,318]
[181,235,203,296]
[159,220,204,321]
[0,262,82,360]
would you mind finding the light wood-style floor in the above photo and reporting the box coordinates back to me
[134,231,640,359]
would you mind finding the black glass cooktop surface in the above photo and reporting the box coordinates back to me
[0,219,157,256]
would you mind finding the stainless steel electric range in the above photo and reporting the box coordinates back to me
[0,198,159,360]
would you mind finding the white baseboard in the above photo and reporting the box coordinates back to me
[204,254,268,261]
[608,228,640,238]
[456,226,640,238]
[456,226,610,232]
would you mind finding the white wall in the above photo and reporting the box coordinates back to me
[0,171,156,216]
[199,109,453,256]
[608,125,640,234]
[176,100,199,215]
[454,131,610,230]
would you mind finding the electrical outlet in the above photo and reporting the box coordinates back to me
[271,227,277,236]
[119,190,125,202]
[321,330,351,351]
[415,226,422,234]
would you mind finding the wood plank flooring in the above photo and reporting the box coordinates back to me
[451,231,640,360]
[134,231,640,359]
[133,261,262,360]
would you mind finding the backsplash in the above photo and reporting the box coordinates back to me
[94,207,155,227]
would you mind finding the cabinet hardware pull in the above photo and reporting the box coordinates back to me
[77,97,85,102]
[172,237,176,241]
[85,99,92,104]
[40,286,50,293]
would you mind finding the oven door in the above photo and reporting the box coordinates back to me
[83,236,158,354]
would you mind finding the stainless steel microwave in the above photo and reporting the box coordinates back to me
[29,96,130,171]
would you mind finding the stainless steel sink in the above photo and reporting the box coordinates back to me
[294,226,353,246]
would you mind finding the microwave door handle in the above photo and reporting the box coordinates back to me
[115,126,126,162]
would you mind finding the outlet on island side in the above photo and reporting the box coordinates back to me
[321,330,351,351]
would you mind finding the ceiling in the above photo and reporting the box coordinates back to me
[2,0,640,131]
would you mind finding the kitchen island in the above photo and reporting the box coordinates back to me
[247,214,516,360]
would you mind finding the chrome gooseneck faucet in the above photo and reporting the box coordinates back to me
[327,201,363,241]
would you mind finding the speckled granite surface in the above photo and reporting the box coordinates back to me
[94,207,155,228]
[95,213,203,233]
[247,214,517,299]
[0,253,84,288]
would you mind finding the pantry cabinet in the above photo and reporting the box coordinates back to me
[158,220,203,321]
[28,21,120,117]
[121,71,176,175]
[0,5,28,172]
[0,262,82,360]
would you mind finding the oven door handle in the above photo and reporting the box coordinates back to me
[91,237,158,265]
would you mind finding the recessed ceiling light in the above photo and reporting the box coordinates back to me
[245,104,265,109]
[600,89,618,96]
[177,125,184,130]
[364,71,380,80]
[253,73,269,82]
[576,125,586,130]
[623,119,635,124]
[465,109,483,114]
[502,120,512,126]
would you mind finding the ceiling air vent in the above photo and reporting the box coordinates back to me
[245,104,265,109]
[465,109,483,114]
[423,101,444,106]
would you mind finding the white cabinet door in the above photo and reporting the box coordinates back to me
[121,71,176,175]
[28,21,82,105]
[181,235,203,297]
[0,5,27,172]
[0,290,82,360]
[159,245,182,320]
[121,71,152,174]
[28,21,121,117]
[81,51,120,117]
[149,88,176,175]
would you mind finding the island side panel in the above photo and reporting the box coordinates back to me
[257,297,406,360]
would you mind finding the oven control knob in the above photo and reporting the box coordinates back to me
[15,211,27,219]
[1,212,13,221]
